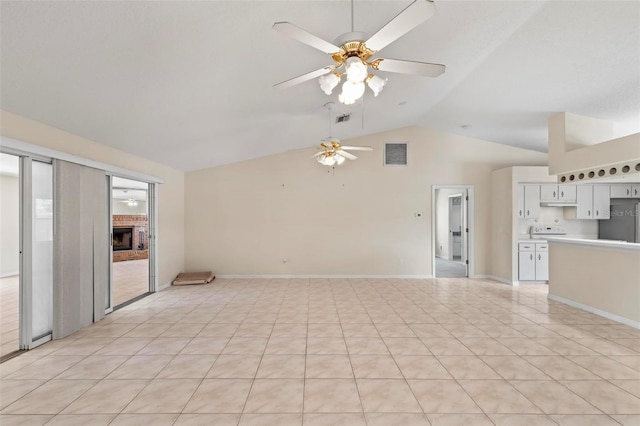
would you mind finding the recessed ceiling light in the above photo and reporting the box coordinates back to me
[461,124,471,129]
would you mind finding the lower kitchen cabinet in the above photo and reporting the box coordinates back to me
[518,242,548,281]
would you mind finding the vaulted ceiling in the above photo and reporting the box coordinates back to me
[1,1,638,171]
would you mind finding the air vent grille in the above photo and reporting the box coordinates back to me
[384,143,408,166]
[335,114,350,123]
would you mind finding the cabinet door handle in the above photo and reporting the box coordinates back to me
[538,254,541,261]
[596,210,599,217]
[627,189,630,195]
[530,254,533,261]
[519,210,522,216]
[527,210,530,217]
[588,210,591,217]
[635,188,638,196]
[553,191,556,198]
[561,191,564,198]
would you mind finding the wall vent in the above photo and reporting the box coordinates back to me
[335,114,350,123]
[384,143,408,166]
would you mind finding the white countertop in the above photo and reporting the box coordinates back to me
[546,236,640,252]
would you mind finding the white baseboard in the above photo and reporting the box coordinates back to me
[157,281,172,291]
[216,274,434,279]
[472,275,514,285]
[548,293,640,329]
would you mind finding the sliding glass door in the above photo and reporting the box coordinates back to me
[20,157,53,349]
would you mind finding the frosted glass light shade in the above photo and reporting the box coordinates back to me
[339,81,365,105]
[367,75,387,97]
[319,73,340,95]
[345,58,368,83]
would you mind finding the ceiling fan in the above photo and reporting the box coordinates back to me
[273,0,445,105]
[313,102,372,166]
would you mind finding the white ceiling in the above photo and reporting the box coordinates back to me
[1,1,639,172]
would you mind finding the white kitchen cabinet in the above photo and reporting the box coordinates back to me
[540,184,576,202]
[518,242,548,281]
[518,249,536,281]
[535,244,549,281]
[574,185,593,219]
[517,185,525,219]
[611,184,640,198]
[517,184,541,219]
[593,185,610,219]
[565,184,610,220]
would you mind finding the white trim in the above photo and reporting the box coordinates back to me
[548,293,640,329]
[1,136,164,184]
[158,281,172,291]
[473,274,515,285]
[546,236,640,252]
[431,185,475,278]
[216,274,434,279]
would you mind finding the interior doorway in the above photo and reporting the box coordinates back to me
[0,153,20,357]
[109,176,150,309]
[432,186,473,278]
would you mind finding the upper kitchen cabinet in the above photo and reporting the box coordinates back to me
[565,184,610,220]
[517,184,540,219]
[540,184,576,203]
[610,184,640,198]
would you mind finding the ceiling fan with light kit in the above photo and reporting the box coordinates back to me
[273,0,445,105]
[313,102,373,167]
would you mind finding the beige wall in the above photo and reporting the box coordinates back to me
[0,174,19,277]
[549,243,640,324]
[548,113,640,176]
[491,167,513,282]
[0,110,185,286]
[185,126,547,276]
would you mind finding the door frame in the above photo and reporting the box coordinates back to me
[432,185,475,278]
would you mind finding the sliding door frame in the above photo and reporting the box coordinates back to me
[19,155,53,349]
[105,174,158,312]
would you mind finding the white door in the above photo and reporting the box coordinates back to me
[524,185,540,219]
[575,185,593,219]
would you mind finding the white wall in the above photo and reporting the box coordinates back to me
[1,110,185,287]
[113,200,148,216]
[0,174,19,277]
[185,125,548,277]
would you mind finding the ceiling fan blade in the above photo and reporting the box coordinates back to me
[375,58,445,77]
[336,150,358,160]
[273,22,342,54]
[340,146,373,151]
[273,67,332,89]
[365,0,435,52]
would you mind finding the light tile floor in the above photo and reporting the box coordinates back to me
[0,260,148,358]
[1,278,639,426]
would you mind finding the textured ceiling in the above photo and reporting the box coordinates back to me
[1,1,639,171]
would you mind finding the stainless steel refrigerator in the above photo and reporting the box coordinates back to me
[598,201,640,243]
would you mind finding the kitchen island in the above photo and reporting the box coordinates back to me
[546,237,640,328]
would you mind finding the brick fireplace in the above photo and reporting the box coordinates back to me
[112,214,148,262]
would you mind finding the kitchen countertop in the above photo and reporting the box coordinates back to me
[546,236,640,252]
